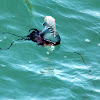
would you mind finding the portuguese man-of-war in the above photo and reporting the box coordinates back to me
[0,16,91,73]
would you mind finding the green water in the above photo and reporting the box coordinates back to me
[0,0,100,100]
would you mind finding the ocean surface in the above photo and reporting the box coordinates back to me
[0,0,100,100]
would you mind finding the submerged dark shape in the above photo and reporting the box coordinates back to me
[27,28,61,46]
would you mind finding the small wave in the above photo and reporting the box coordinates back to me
[80,10,100,18]
[19,65,33,72]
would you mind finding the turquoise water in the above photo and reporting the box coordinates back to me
[0,0,100,100]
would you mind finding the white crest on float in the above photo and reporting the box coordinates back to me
[44,16,56,37]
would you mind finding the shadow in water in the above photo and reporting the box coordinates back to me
[24,0,34,17]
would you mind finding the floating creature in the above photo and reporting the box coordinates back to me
[0,16,91,73]
[27,16,61,46]
[0,16,61,50]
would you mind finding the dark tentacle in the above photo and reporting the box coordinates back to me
[0,38,25,50]
[65,51,91,74]
[0,32,24,38]
[74,52,91,74]
[0,29,41,50]
[0,31,32,50]
[29,28,39,33]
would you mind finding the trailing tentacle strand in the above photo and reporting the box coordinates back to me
[0,31,32,50]
[74,52,91,74]
[0,38,26,50]
[0,32,24,38]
